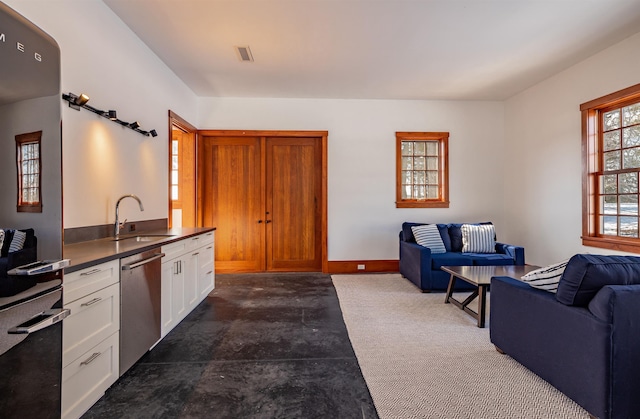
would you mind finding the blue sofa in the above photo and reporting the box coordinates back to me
[399,222,525,292]
[490,254,640,419]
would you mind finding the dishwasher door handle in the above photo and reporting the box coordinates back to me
[122,252,166,270]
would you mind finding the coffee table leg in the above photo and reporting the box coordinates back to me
[445,274,456,303]
[477,284,487,328]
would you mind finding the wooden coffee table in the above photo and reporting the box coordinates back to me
[442,265,540,328]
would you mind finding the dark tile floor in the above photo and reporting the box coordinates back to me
[84,273,379,419]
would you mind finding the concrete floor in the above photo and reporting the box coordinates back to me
[84,273,378,418]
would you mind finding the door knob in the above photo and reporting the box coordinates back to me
[258,220,263,223]
[265,220,272,224]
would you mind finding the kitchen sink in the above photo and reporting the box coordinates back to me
[112,234,175,242]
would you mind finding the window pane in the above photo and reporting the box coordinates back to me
[604,109,621,130]
[602,195,617,214]
[426,141,438,156]
[623,103,640,127]
[623,126,640,148]
[402,157,412,170]
[413,185,425,199]
[426,185,438,198]
[171,170,178,185]
[620,216,638,237]
[401,141,413,156]
[604,151,620,170]
[414,142,426,156]
[402,185,411,199]
[402,170,412,184]
[171,185,179,200]
[414,157,426,170]
[172,140,178,154]
[602,216,618,235]
[426,171,438,184]
[602,174,617,194]
[619,172,638,193]
[426,157,438,170]
[623,148,640,169]
[620,195,638,215]
[604,131,620,151]
[172,156,178,170]
[413,171,425,185]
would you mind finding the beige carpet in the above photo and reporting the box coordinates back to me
[332,274,590,419]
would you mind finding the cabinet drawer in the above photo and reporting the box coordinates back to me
[199,231,215,246]
[63,283,120,368]
[64,260,119,304]
[62,332,119,419]
[162,239,189,261]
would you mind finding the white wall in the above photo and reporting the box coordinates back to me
[504,31,640,266]
[5,0,198,229]
[198,98,506,260]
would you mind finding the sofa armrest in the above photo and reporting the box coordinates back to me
[495,242,524,265]
[399,240,432,290]
[490,276,612,418]
[6,246,38,271]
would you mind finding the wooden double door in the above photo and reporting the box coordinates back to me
[198,131,326,273]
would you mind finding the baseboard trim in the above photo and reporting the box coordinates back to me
[327,260,399,274]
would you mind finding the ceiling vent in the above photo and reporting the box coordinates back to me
[236,46,254,62]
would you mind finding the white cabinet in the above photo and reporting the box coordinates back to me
[161,231,215,337]
[62,260,120,419]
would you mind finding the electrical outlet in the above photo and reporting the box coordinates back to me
[357,264,365,270]
[130,223,136,232]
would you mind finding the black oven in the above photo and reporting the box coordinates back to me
[0,278,68,418]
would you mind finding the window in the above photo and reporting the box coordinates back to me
[581,83,640,252]
[396,131,449,208]
[15,131,42,213]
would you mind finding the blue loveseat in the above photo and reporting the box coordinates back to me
[0,228,37,297]
[491,254,640,419]
[399,222,525,292]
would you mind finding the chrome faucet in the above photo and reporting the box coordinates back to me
[114,194,144,238]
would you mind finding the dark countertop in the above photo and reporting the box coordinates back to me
[63,227,216,274]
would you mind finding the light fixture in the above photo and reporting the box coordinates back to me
[61,92,157,138]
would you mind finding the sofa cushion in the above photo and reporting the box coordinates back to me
[556,254,640,306]
[468,253,513,266]
[411,224,446,253]
[520,259,569,293]
[461,224,496,253]
[1,229,14,257]
[431,253,475,270]
[9,230,26,253]
[449,222,493,252]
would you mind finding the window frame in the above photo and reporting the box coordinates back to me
[581,83,640,253]
[395,131,449,208]
[15,131,43,213]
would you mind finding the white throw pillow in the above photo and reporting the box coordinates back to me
[9,230,26,253]
[461,224,496,253]
[0,230,4,251]
[520,259,569,293]
[411,224,446,254]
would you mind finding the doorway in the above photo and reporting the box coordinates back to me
[198,130,328,273]
[169,111,197,228]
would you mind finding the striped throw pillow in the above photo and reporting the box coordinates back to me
[411,224,446,254]
[0,230,4,252]
[461,224,496,253]
[8,230,26,253]
[520,260,569,293]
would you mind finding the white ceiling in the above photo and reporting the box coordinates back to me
[103,0,640,101]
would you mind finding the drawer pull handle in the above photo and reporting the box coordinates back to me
[80,268,101,276]
[207,271,213,275]
[81,297,102,307]
[192,252,199,256]
[80,352,102,366]
[206,246,213,250]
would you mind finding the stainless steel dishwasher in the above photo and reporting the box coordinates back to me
[120,249,165,376]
